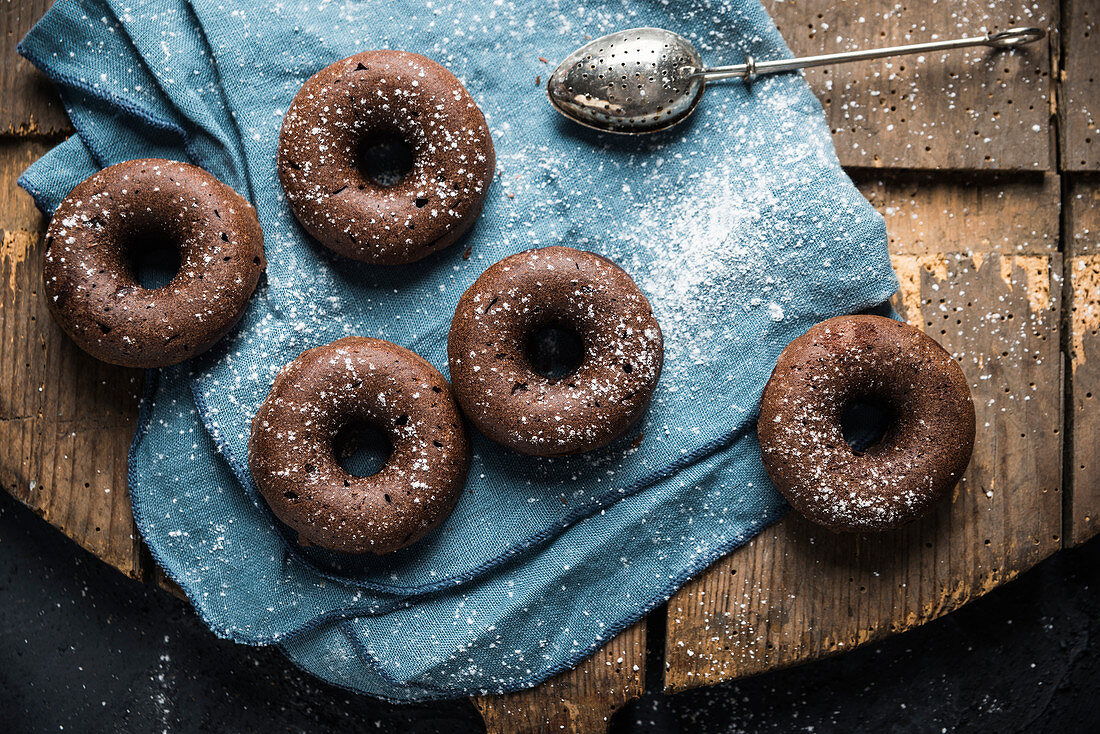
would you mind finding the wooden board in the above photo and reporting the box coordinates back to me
[0,0,72,136]
[764,0,1055,171]
[473,622,646,734]
[664,180,1064,691]
[1067,177,1100,544]
[856,172,1059,254]
[1061,0,1099,171]
[0,140,146,579]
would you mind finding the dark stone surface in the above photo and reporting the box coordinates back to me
[0,490,484,733]
[1,488,1097,733]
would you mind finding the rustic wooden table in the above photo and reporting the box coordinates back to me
[2,1,1097,732]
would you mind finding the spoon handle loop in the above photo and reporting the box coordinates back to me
[700,26,1044,82]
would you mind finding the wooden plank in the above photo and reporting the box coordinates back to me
[0,138,145,579]
[0,0,71,136]
[855,172,1059,254]
[1067,177,1100,544]
[0,139,51,232]
[1061,0,1099,171]
[664,182,1062,691]
[474,622,646,734]
[763,0,1054,171]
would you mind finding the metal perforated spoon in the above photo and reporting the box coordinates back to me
[547,26,1044,134]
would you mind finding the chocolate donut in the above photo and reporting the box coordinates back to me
[277,50,495,265]
[448,246,663,456]
[758,315,975,533]
[249,337,470,555]
[42,159,265,368]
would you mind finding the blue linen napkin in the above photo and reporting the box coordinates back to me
[19,0,898,700]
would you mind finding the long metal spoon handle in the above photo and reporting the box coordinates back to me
[700,26,1045,83]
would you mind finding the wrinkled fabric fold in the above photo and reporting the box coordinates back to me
[19,0,898,700]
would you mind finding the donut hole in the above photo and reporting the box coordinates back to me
[526,323,586,380]
[840,397,896,454]
[123,231,182,290]
[333,420,392,478]
[357,133,415,188]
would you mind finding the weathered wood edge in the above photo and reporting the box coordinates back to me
[1065,176,1100,544]
[473,621,647,734]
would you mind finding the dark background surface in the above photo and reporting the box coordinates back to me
[1,488,1097,733]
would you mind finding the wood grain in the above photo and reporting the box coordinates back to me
[665,182,1063,691]
[0,139,145,579]
[0,0,71,136]
[1061,0,1099,171]
[855,172,1059,255]
[1066,177,1100,544]
[473,622,646,734]
[764,0,1054,171]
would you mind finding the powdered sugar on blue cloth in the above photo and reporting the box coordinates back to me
[19,0,897,700]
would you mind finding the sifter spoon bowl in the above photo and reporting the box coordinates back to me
[547,26,1045,135]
